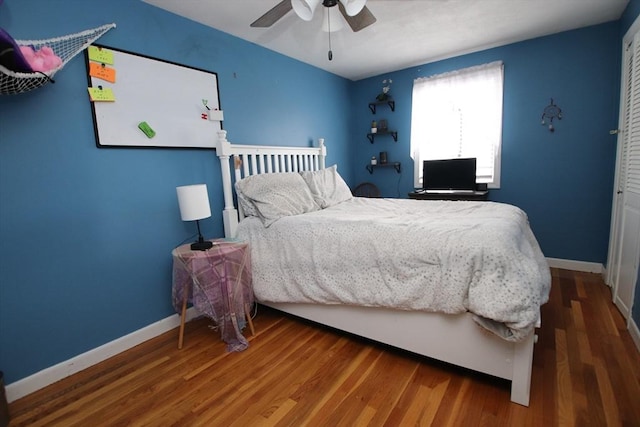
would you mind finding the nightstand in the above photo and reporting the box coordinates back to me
[172,239,255,352]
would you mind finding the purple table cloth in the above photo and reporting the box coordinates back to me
[172,240,253,351]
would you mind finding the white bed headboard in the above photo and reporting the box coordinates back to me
[215,130,326,238]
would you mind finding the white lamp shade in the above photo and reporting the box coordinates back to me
[343,0,366,16]
[176,184,211,221]
[322,6,344,32]
[292,0,321,21]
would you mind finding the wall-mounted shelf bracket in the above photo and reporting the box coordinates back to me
[367,131,398,143]
[368,100,395,114]
[366,162,401,174]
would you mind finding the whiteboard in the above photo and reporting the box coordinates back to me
[85,44,222,149]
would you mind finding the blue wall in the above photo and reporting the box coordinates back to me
[0,0,637,386]
[351,23,621,265]
[0,0,353,384]
[621,0,640,34]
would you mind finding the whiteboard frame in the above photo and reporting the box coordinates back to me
[85,44,222,149]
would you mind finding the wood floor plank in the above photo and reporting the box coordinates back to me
[582,363,607,427]
[6,268,640,426]
[591,279,621,337]
[541,349,558,425]
[564,307,588,419]
[430,372,464,426]
[555,328,575,427]
[593,357,622,427]
[599,336,640,425]
[395,384,433,426]
[575,274,587,299]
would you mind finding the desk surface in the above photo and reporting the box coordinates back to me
[408,190,489,201]
[172,240,253,352]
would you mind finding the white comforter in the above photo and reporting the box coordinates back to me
[236,198,551,341]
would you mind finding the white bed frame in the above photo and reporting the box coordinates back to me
[215,130,536,406]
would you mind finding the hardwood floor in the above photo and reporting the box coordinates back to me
[7,268,640,426]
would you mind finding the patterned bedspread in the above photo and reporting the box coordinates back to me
[236,198,551,341]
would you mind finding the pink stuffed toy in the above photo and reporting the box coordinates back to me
[19,45,62,73]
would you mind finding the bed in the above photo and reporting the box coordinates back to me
[215,130,551,407]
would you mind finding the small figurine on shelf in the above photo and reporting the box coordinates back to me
[371,120,377,134]
[379,151,388,164]
[371,156,377,165]
[376,78,392,101]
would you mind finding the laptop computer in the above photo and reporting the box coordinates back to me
[422,158,477,194]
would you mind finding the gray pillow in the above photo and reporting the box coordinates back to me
[300,165,353,208]
[234,182,259,217]
[235,172,320,226]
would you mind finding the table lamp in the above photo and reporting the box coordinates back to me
[176,184,213,251]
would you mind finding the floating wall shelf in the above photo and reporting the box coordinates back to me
[366,162,401,174]
[368,99,395,114]
[367,130,398,143]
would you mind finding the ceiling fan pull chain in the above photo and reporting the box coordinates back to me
[328,7,333,60]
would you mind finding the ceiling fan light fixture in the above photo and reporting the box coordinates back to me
[343,0,367,16]
[292,0,321,21]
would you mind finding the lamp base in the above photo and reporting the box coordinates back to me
[191,240,213,251]
[190,220,213,251]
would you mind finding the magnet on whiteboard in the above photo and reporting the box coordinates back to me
[138,121,156,138]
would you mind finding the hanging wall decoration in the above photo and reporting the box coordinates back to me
[541,98,562,132]
[0,23,115,95]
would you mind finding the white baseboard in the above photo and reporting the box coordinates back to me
[546,257,605,275]
[5,307,198,403]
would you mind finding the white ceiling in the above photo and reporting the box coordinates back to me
[142,0,629,81]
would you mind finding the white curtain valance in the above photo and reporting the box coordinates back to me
[414,61,503,84]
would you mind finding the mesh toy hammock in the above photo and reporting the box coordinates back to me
[0,23,115,95]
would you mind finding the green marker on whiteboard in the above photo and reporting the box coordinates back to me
[138,121,155,138]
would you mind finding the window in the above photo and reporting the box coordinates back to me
[410,61,504,188]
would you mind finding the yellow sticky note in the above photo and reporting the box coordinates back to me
[88,87,115,102]
[88,46,114,65]
[89,62,116,83]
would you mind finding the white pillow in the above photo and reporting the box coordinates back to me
[234,182,259,217]
[300,165,353,208]
[235,172,320,226]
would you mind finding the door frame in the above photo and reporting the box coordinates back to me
[607,15,640,324]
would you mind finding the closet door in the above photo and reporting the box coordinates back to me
[608,22,640,321]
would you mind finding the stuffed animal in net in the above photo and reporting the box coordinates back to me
[0,28,62,73]
[19,45,62,72]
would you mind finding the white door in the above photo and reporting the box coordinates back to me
[608,20,640,321]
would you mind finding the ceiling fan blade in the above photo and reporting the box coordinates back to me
[338,2,376,32]
[251,0,293,28]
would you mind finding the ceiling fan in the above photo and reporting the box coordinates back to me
[251,0,377,33]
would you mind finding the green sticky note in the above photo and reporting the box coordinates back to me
[88,46,114,65]
[138,122,156,138]
[87,87,115,102]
